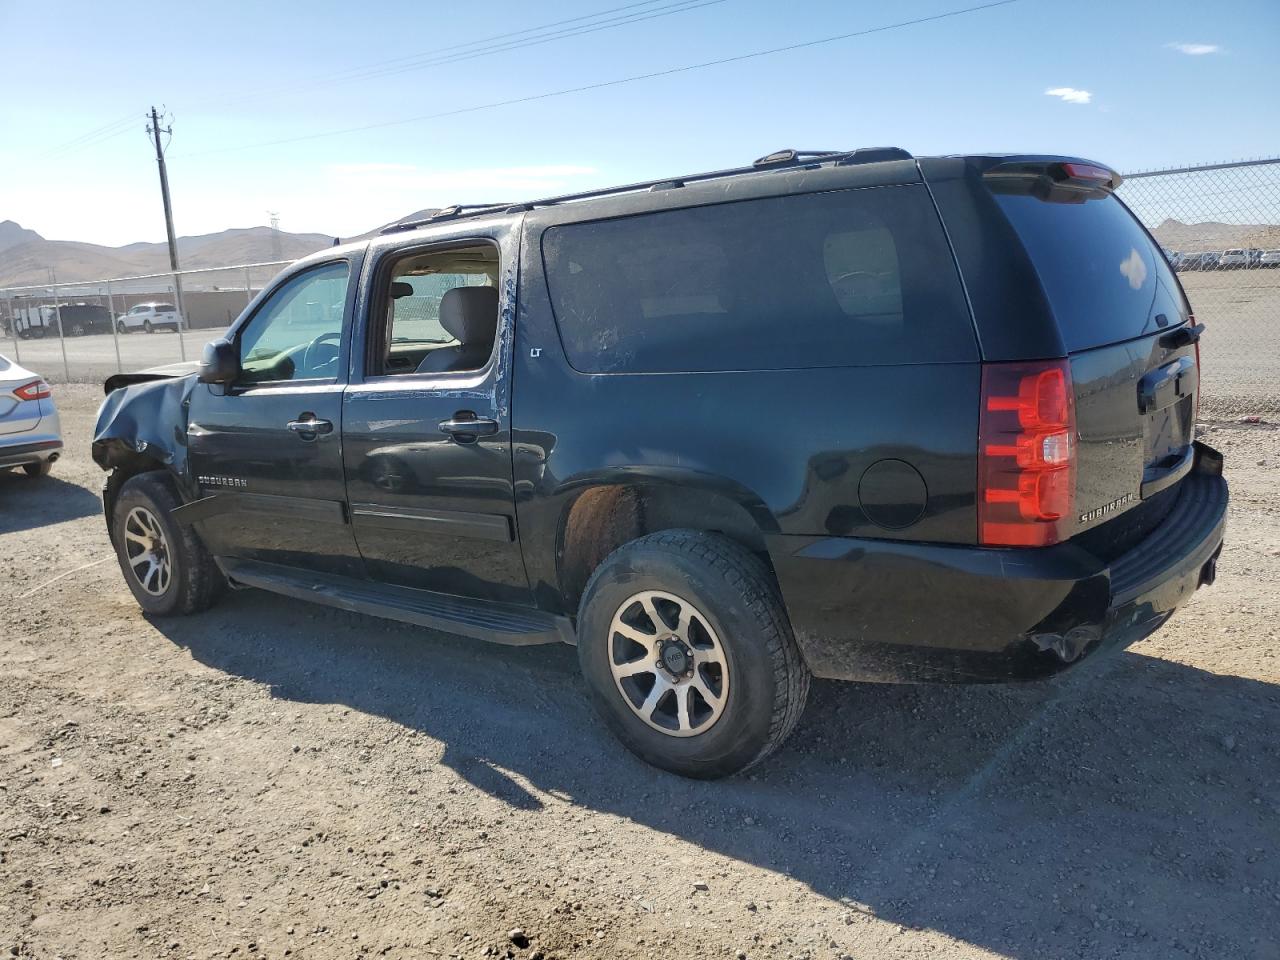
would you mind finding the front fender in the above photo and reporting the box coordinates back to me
[93,376,199,529]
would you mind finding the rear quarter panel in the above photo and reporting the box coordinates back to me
[511,221,980,614]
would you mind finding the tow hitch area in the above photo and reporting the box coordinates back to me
[1200,546,1222,588]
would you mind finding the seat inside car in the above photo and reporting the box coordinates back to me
[415,286,499,374]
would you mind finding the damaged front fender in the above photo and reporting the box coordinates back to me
[92,373,198,483]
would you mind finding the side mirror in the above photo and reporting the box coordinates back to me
[198,338,240,385]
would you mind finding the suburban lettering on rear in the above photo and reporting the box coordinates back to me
[1079,493,1133,524]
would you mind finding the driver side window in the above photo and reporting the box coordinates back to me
[237,261,350,384]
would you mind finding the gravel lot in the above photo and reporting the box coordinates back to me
[1,385,1278,960]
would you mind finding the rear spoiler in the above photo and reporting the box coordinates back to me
[983,160,1122,203]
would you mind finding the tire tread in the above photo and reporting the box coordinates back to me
[580,529,810,774]
[114,472,224,615]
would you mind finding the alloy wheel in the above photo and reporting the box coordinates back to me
[123,506,172,596]
[607,589,729,737]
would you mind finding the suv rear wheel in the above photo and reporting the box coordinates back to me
[111,472,224,616]
[577,530,809,778]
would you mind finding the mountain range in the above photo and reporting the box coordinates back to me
[4,213,1275,289]
[0,212,435,289]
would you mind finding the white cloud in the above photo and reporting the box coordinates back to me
[1044,87,1092,105]
[1167,42,1220,55]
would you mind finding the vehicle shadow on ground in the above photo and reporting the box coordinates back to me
[0,473,102,534]
[154,591,1279,960]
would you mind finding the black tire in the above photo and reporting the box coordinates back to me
[144,319,154,334]
[117,320,128,335]
[111,472,225,616]
[22,459,53,478]
[577,530,810,778]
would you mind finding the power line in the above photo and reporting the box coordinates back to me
[179,0,1017,160]
[38,112,141,160]
[200,0,723,111]
[297,0,726,89]
[31,0,725,165]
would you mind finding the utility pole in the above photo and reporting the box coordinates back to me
[267,210,283,261]
[147,105,187,360]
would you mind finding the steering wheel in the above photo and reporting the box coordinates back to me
[301,331,341,375]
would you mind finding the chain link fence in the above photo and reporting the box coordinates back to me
[1118,157,1280,418]
[1,262,291,383]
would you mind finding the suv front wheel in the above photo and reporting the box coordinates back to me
[111,472,224,616]
[577,530,810,778]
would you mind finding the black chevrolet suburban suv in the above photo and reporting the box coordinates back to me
[93,148,1228,778]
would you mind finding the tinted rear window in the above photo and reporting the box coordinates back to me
[994,192,1178,352]
[542,185,976,373]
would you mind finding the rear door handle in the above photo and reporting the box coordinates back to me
[287,415,333,439]
[439,415,498,443]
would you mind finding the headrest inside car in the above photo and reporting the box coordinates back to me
[439,286,499,345]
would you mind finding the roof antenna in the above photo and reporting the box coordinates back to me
[332,237,340,246]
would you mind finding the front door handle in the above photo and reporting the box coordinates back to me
[439,415,499,444]
[287,414,333,440]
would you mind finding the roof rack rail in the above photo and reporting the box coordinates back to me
[380,203,513,234]
[379,147,913,233]
[835,146,913,165]
[752,148,848,168]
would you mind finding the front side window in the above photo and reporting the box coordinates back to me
[237,261,350,383]
[376,244,499,376]
[541,185,975,373]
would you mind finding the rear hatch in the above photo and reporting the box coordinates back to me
[987,162,1199,560]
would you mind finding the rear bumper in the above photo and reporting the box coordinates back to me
[0,438,63,468]
[770,442,1228,682]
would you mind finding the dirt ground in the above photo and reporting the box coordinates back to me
[1,384,1277,960]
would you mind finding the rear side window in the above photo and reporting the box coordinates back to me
[994,192,1178,352]
[542,185,975,373]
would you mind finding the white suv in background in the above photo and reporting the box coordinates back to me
[117,302,184,334]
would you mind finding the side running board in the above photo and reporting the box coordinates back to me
[218,558,575,647]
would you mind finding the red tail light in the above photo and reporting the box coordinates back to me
[978,360,1075,547]
[13,379,51,401]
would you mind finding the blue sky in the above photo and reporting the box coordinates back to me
[2,0,1276,246]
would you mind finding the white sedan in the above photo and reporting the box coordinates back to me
[0,354,62,477]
